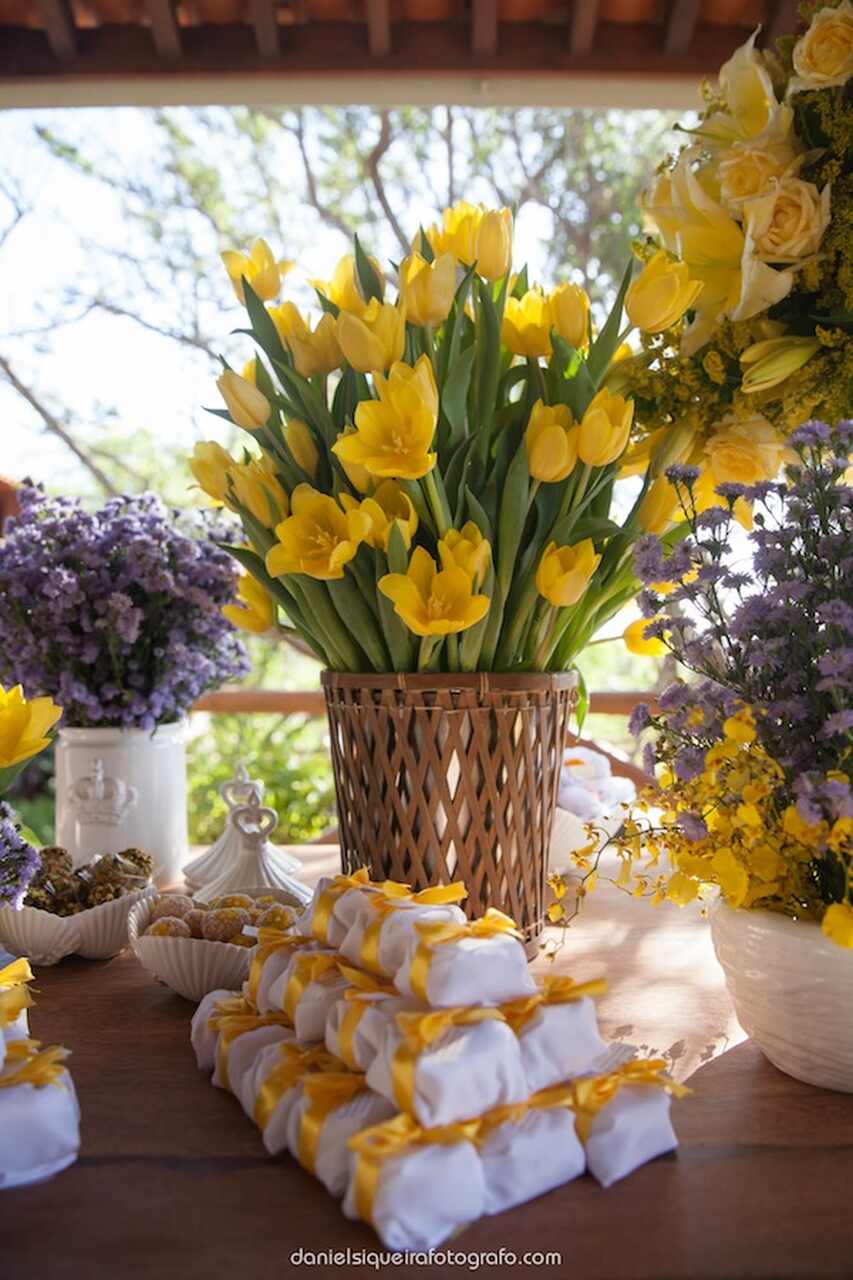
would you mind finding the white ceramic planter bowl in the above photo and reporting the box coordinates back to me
[711,900,853,1093]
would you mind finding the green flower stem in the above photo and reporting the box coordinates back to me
[418,635,442,671]
[533,606,559,669]
[447,634,460,671]
[421,324,438,375]
[527,357,546,405]
[422,469,452,538]
[570,464,592,512]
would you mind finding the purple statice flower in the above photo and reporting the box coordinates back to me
[789,420,833,448]
[628,703,653,737]
[0,802,41,908]
[677,811,709,842]
[674,747,706,781]
[665,464,700,486]
[695,508,730,532]
[0,488,250,729]
[634,535,668,585]
[714,482,747,502]
[822,709,853,738]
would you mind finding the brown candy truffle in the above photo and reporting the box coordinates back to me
[145,916,192,938]
[256,904,295,931]
[150,894,195,923]
[202,907,251,942]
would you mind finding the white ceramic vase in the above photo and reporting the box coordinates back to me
[711,900,853,1092]
[54,722,188,889]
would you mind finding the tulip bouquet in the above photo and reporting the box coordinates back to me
[0,684,62,908]
[615,1,853,519]
[193,204,708,679]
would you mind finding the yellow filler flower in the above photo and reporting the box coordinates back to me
[438,523,492,588]
[340,480,419,551]
[623,617,669,657]
[578,389,634,466]
[525,400,579,483]
[502,290,553,359]
[549,283,590,350]
[223,575,276,635]
[535,540,601,607]
[265,485,371,581]
[188,441,234,505]
[0,685,62,769]
[398,252,456,327]
[625,251,704,334]
[337,299,406,373]
[332,355,438,480]
[378,546,490,637]
[221,238,293,306]
[217,370,271,431]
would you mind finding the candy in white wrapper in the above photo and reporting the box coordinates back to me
[367,1008,528,1127]
[501,974,609,1094]
[245,1039,342,1153]
[244,931,317,1014]
[395,910,536,1008]
[221,1024,296,1107]
[326,987,420,1073]
[584,1085,678,1186]
[265,949,345,1042]
[285,1073,396,1196]
[190,988,244,1072]
[212,1010,293,1091]
[0,1047,80,1189]
[339,895,467,979]
[0,957,34,1071]
[477,1104,585,1214]
[296,870,380,948]
[344,1114,485,1252]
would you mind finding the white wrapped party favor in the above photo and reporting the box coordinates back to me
[339,890,467,979]
[366,1007,528,1128]
[190,989,249,1073]
[266,949,349,1043]
[218,1022,296,1103]
[211,1010,293,1092]
[326,984,420,1073]
[571,1059,687,1187]
[296,870,382,949]
[244,1040,343,1154]
[501,973,609,1093]
[244,931,317,1014]
[0,1044,81,1189]
[344,1114,485,1252]
[0,957,35,1071]
[285,1072,396,1196]
[395,909,537,1008]
[476,1102,585,1215]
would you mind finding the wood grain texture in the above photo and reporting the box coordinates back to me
[9,952,853,1279]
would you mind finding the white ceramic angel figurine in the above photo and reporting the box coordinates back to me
[184,763,300,890]
[194,791,311,905]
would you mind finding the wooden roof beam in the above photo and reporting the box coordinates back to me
[366,0,391,58]
[36,0,76,60]
[766,0,800,42]
[250,0,280,57]
[665,0,700,55]
[144,0,181,59]
[570,0,598,56]
[472,0,498,58]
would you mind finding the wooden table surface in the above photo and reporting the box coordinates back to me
[5,850,853,1279]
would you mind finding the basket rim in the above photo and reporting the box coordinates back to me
[321,670,579,693]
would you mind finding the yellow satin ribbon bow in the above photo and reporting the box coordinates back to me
[310,868,371,943]
[333,969,396,1069]
[0,1043,69,1091]
[283,952,340,1021]
[500,974,608,1032]
[408,908,521,1003]
[214,1012,291,1091]
[297,1071,368,1174]
[0,983,34,1027]
[472,1099,531,1141]
[0,957,34,989]
[337,964,396,995]
[208,995,253,1028]
[247,931,312,1006]
[376,880,468,906]
[348,1113,480,1226]
[253,1043,341,1131]
[532,1058,690,1144]
[391,1006,506,1114]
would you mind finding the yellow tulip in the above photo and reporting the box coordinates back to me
[270,304,341,378]
[474,208,513,281]
[265,485,371,581]
[525,400,579,484]
[740,336,820,394]
[334,427,372,494]
[188,441,234,505]
[0,684,62,769]
[222,575,276,635]
[623,617,669,657]
[217,370,271,431]
[398,252,456,327]
[340,480,419,551]
[625,251,704,334]
[241,358,258,385]
[337,299,406,373]
[332,355,438,480]
[310,253,384,318]
[438,523,492,588]
[221,238,293,305]
[429,203,513,280]
[229,455,288,529]
[502,290,553,359]
[284,419,319,480]
[638,476,682,534]
[578,389,634,467]
[378,546,490,637]
[549,283,590,350]
[535,540,601,607]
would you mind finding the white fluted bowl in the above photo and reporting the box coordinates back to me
[0,887,155,966]
[711,900,853,1092]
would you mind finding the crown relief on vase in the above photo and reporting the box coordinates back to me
[65,758,139,828]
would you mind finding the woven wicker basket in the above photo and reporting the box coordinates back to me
[322,671,578,946]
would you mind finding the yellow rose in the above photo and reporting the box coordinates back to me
[623,617,668,657]
[337,299,406,373]
[332,355,437,480]
[740,336,821,393]
[216,369,271,431]
[223,574,276,635]
[340,480,418,551]
[265,485,370,581]
[502,289,552,359]
[704,415,785,486]
[188,441,234,505]
[548,283,590,350]
[221,238,293,305]
[718,142,797,206]
[638,476,681,534]
[743,176,831,263]
[398,252,456,327]
[310,253,384,317]
[378,545,490,637]
[229,455,288,529]
[578,389,633,467]
[438,522,492,588]
[0,684,62,770]
[284,419,319,480]
[821,902,853,949]
[791,1,853,93]
[525,400,579,483]
[625,252,703,334]
[535,539,601,607]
